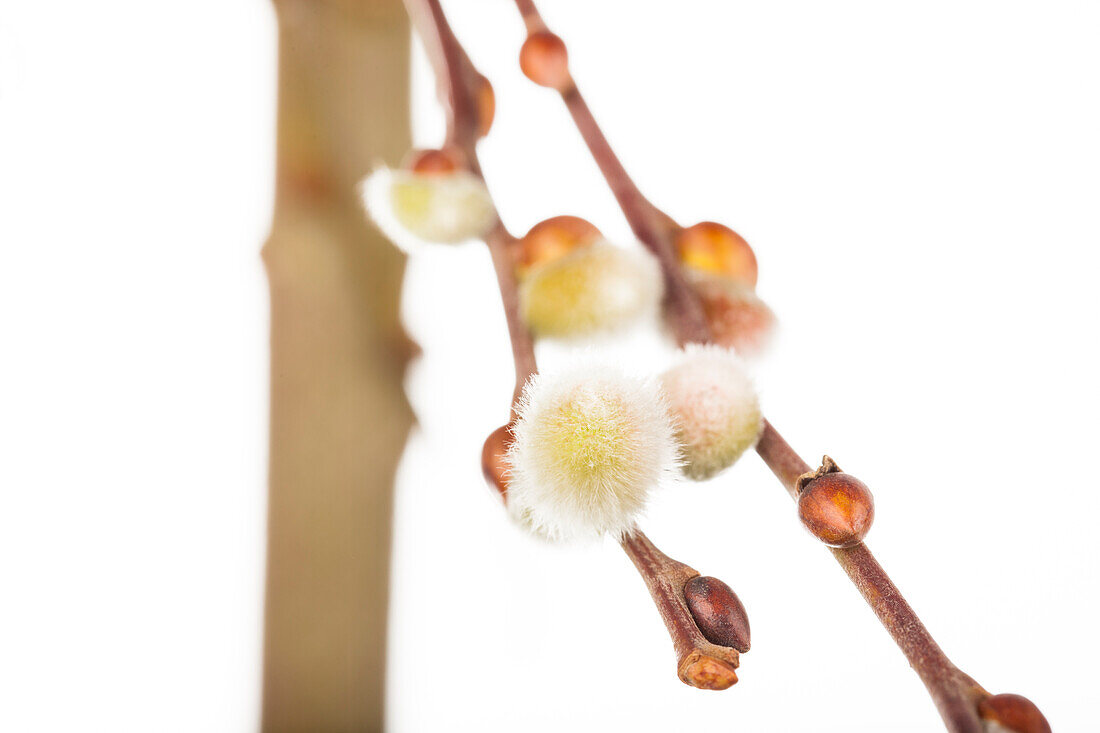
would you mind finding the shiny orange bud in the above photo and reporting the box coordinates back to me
[402,148,463,176]
[675,222,758,287]
[481,424,513,500]
[476,76,495,137]
[520,31,571,90]
[798,472,875,548]
[516,215,602,277]
[978,693,1051,733]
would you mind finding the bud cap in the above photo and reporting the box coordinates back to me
[675,222,758,288]
[519,31,571,90]
[978,693,1051,733]
[517,215,602,277]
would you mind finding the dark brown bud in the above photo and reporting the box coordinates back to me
[480,424,513,501]
[684,576,750,653]
[978,693,1051,733]
[797,472,874,548]
[519,31,570,90]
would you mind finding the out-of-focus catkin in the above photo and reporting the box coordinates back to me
[661,345,763,481]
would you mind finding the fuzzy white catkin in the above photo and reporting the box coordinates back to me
[518,241,662,338]
[661,345,763,481]
[505,365,679,541]
[360,166,495,250]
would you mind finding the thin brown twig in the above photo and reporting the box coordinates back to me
[484,223,537,410]
[401,1,1046,729]
[561,87,712,344]
[620,530,740,691]
[402,0,534,409]
[755,425,987,731]
[513,0,539,30]
[511,1,710,345]
[510,2,999,731]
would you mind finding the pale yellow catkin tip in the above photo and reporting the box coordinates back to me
[505,364,679,541]
[360,166,495,250]
[518,241,662,338]
[661,345,763,481]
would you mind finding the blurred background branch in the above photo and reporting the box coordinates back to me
[261,0,412,730]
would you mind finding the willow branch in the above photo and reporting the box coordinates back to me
[756,424,987,731]
[403,0,535,408]
[621,530,740,691]
[510,2,999,730]
[511,0,709,344]
[403,0,747,689]
[485,225,537,410]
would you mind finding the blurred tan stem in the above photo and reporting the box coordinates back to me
[261,1,412,730]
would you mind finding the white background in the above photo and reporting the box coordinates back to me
[1,1,1097,731]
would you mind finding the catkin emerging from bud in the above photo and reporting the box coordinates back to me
[361,166,495,250]
[519,241,662,338]
[506,365,679,541]
[661,346,763,481]
[691,272,775,355]
[516,215,602,277]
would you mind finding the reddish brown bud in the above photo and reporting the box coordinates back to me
[797,472,874,548]
[978,694,1051,733]
[516,215,602,277]
[475,75,495,137]
[519,31,571,90]
[693,274,775,354]
[402,147,463,176]
[480,424,513,500]
[675,222,758,288]
[684,576,751,652]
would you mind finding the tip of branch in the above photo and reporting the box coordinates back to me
[678,650,739,691]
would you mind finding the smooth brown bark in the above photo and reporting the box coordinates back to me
[261,1,413,730]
